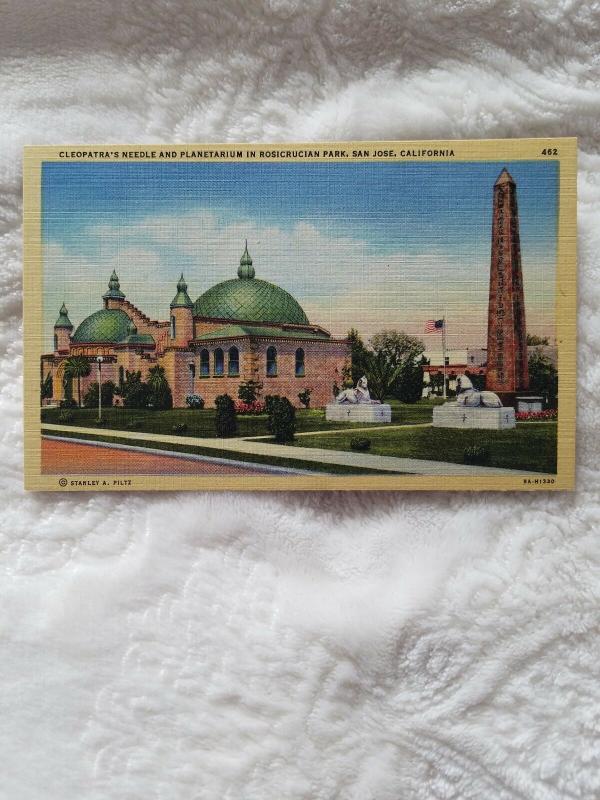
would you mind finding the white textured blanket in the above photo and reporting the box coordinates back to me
[2,2,599,798]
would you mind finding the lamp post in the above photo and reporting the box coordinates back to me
[96,355,103,422]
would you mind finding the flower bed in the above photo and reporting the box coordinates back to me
[516,409,557,421]
[235,400,266,415]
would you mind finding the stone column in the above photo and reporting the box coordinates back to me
[485,168,529,406]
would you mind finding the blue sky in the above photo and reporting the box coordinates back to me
[42,159,558,348]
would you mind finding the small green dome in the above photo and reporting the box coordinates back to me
[170,273,193,309]
[103,270,125,300]
[54,302,73,329]
[194,245,309,325]
[72,309,132,343]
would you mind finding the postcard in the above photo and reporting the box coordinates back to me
[23,139,576,491]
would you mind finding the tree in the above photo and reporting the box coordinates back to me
[63,356,91,407]
[528,350,558,408]
[41,372,53,401]
[298,388,312,408]
[370,330,425,402]
[429,372,444,395]
[238,380,263,404]
[267,396,296,443]
[465,370,485,391]
[122,370,150,409]
[83,381,116,408]
[363,350,403,402]
[147,365,173,409]
[527,334,549,346]
[395,359,424,403]
[347,328,369,385]
[215,394,237,437]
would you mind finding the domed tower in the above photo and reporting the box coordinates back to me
[53,301,73,354]
[103,270,126,309]
[238,240,255,279]
[169,273,194,347]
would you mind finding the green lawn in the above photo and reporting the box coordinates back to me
[41,400,438,438]
[292,422,557,474]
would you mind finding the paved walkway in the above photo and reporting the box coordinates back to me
[41,437,281,476]
[41,423,553,478]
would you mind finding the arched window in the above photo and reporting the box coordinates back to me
[295,348,305,377]
[266,346,277,377]
[228,346,239,376]
[53,333,58,351]
[200,349,210,377]
[214,348,224,376]
[170,315,176,339]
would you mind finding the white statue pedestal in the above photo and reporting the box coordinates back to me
[432,404,515,430]
[325,403,392,423]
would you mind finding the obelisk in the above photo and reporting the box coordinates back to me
[485,168,529,406]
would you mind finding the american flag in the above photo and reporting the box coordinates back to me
[424,319,444,333]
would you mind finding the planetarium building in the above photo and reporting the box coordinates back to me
[42,244,349,409]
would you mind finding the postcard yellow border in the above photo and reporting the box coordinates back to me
[23,138,577,491]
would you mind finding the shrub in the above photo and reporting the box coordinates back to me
[83,381,116,409]
[185,394,205,409]
[298,388,312,409]
[215,394,237,438]
[59,398,78,409]
[58,410,75,423]
[516,409,557,421]
[122,370,151,409]
[238,380,263,404]
[350,437,371,452]
[463,445,490,466]
[172,423,188,435]
[264,395,281,417]
[125,419,142,429]
[234,400,266,415]
[267,396,296,443]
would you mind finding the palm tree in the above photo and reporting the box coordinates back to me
[63,356,91,407]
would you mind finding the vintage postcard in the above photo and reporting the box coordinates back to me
[23,139,576,491]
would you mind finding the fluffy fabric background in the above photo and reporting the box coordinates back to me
[1,2,599,798]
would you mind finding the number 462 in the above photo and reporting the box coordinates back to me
[541,148,558,155]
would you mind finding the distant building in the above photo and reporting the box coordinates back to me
[422,348,487,395]
[41,244,349,409]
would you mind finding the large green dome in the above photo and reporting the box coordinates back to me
[72,309,132,343]
[193,244,310,326]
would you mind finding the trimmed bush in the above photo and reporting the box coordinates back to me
[215,394,237,438]
[185,394,204,409]
[58,410,75,423]
[463,445,490,466]
[83,381,116,409]
[238,380,263,404]
[125,419,142,429]
[172,423,188,435]
[350,437,371,452]
[267,396,296,443]
[298,388,312,408]
[59,398,78,409]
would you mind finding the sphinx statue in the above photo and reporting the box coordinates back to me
[453,373,503,408]
[335,376,381,405]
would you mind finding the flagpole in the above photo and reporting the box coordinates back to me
[442,315,447,399]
